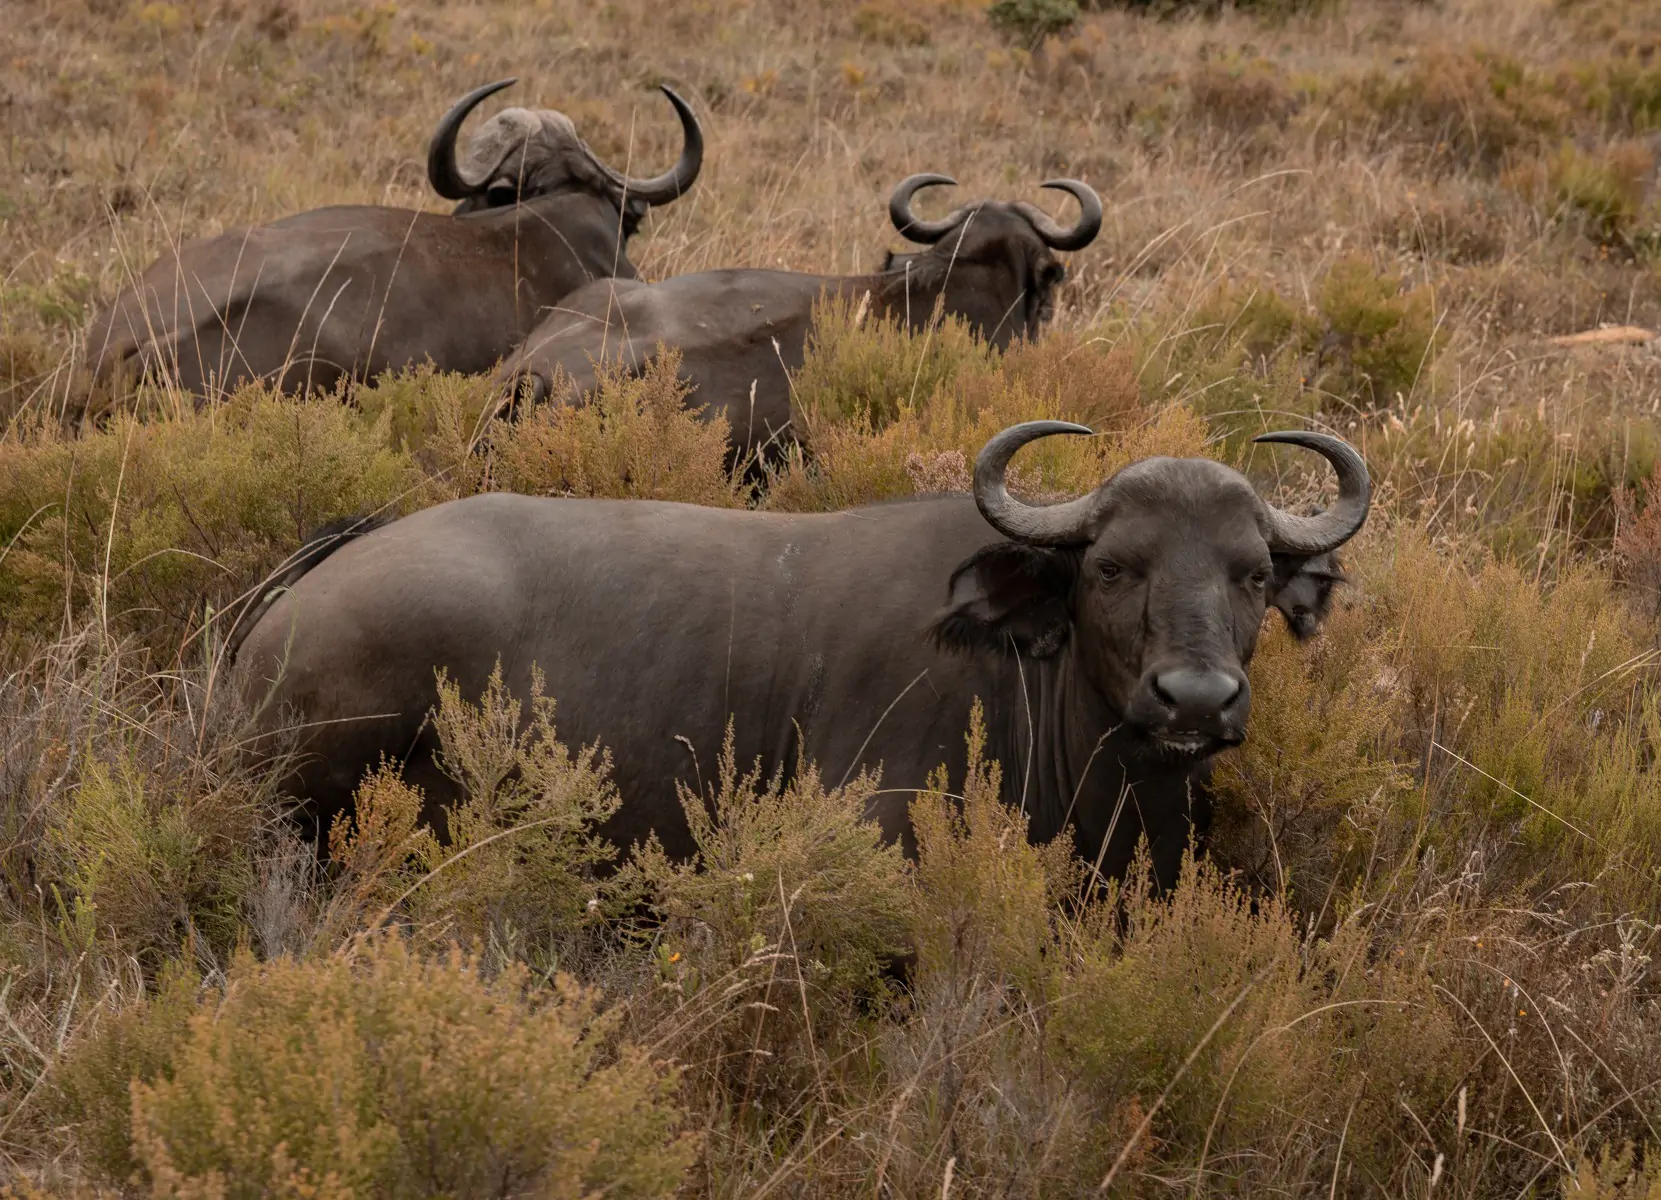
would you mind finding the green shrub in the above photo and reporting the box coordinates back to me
[986,0,1077,48]
[1051,858,1457,1189]
[1210,593,1410,902]
[0,631,292,1001]
[909,702,1078,999]
[1308,253,1440,411]
[626,724,912,1103]
[52,959,201,1183]
[1359,402,1657,568]
[773,319,1158,512]
[791,296,995,437]
[71,939,695,1198]
[326,662,621,964]
[50,751,262,965]
[1331,49,1571,167]
[490,352,744,507]
[849,705,1086,1196]
[852,0,931,45]
[0,388,423,649]
[351,365,503,497]
[1229,528,1661,912]
[1095,0,1334,13]
[1542,140,1661,250]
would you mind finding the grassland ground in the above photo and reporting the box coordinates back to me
[7,0,1661,1194]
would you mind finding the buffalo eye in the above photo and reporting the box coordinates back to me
[486,182,518,207]
[1096,560,1122,584]
[1248,568,1269,591]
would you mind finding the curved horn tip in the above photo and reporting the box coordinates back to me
[1251,429,1364,457]
[427,78,521,201]
[972,420,1105,546]
[468,77,519,101]
[1027,178,1103,251]
[889,173,965,243]
[1251,430,1373,556]
[1006,419,1094,439]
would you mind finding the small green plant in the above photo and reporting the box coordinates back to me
[625,724,912,1102]
[986,0,1078,49]
[852,0,931,46]
[52,960,202,1181]
[0,386,422,648]
[1544,140,1660,250]
[792,296,995,437]
[1307,253,1440,411]
[325,662,622,962]
[490,351,744,507]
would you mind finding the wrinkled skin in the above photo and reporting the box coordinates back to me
[496,199,1083,455]
[235,431,1367,889]
[86,82,700,399]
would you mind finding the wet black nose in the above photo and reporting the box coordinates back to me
[1152,667,1243,722]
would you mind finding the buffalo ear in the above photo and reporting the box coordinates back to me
[929,542,1076,658]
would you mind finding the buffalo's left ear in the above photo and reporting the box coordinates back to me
[928,542,1076,658]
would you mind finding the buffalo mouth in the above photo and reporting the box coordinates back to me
[1142,727,1244,760]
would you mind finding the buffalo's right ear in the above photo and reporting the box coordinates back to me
[928,542,1077,658]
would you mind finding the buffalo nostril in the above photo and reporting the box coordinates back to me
[1152,667,1242,716]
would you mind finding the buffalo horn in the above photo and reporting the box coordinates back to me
[427,78,518,200]
[582,86,704,207]
[1012,179,1103,252]
[889,173,974,244]
[1252,431,1371,556]
[972,420,1103,546]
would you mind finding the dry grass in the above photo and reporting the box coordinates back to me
[8,0,1661,1193]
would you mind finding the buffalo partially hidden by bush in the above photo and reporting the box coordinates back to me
[233,421,1369,891]
[494,174,1101,456]
[85,80,702,399]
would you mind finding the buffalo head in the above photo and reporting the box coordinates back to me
[931,422,1369,759]
[1269,507,1347,641]
[880,175,1102,347]
[426,79,703,233]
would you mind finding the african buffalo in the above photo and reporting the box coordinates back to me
[233,423,1368,887]
[493,174,1102,456]
[1270,551,1345,641]
[86,79,702,398]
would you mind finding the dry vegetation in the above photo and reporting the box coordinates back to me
[7,0,1661,1193]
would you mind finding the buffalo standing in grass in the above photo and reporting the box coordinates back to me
[232,423,1369,887]
[493,174,1102,457]
[86,79,702,398]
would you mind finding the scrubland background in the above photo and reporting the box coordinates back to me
[6,0,1661,1194]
